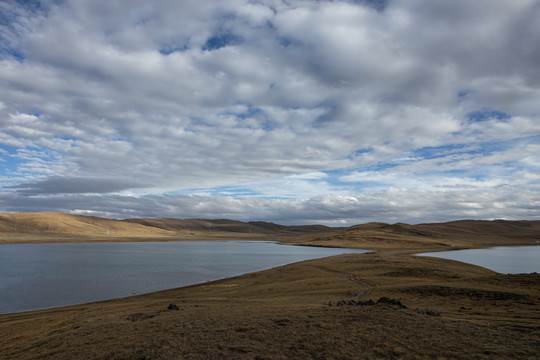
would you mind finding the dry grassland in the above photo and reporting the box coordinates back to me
[0,214,539,359]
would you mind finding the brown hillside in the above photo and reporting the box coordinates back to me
[298,219,540,250]
[248,221,332,234]
[124,217,335,235]
[124,217,262,233]
[1,213,538,249]
[0,213,337,242]
[426,219,540,240]
[0,212,175,239]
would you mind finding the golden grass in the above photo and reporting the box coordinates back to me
[0,212,336,242]
[0,212,175,239]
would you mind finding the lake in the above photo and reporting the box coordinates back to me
[0,241,367,314]
[417,246,540,274]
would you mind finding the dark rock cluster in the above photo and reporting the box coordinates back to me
[329,297,407,309]
[376,296,407,309]
[414,308,440,316]
[328,297,440,316]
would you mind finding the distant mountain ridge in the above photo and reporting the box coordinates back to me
[0,212,175,238]
[0,212,335,238]
[123,217,332,235]
[0,213,538,247]
[304,219,540,249]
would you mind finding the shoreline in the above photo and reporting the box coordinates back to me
[1,236,538,315]
[0,234,280,244]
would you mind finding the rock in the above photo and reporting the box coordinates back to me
[376,297,407,309]
[167,303,179,311]
[356,299,376,306]
[415,308,440,316]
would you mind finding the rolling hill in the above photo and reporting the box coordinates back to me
[300,219,540,249]
[123,217,333,235]
[0,212,175,238]
[0,212,335,240]
[0,212,538,249]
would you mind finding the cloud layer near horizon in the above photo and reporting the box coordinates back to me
[1,0,539,225]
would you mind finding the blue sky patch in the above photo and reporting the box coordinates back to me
[0,146,25,180]
[0,47,24,62]
[468,110,511,122]
[0,150,15,174]
[159,44,189,55]
[234,104,264,120]
[347,147,372,160]
[411,144,471,160]
[202,33,242,51]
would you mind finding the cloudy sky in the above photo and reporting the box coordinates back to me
[1,0,539,225]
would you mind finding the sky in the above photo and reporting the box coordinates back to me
[0,0,539,226]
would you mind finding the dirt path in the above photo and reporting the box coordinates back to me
[304,264,376,299]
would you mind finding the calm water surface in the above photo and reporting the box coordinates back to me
[418,246,540,274]
[0,241,366,314]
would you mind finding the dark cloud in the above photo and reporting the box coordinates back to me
[0,186,538,225]
[7,177,145,196]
